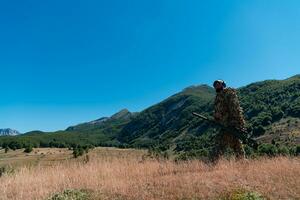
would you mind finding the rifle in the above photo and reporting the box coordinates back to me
[192,112,258,149]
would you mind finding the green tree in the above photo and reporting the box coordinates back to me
[24,145,33,153]
[73,147,85,158]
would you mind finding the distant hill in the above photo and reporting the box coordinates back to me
[0,75,299,153]
[0,129,20,136]
[66,109,136,132]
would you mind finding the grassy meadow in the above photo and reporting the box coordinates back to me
[0,147,299,200]
[0,148,73,168]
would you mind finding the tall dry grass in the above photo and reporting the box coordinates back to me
[0,151,299,200]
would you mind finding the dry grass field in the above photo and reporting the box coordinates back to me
[0,148,73,168]
[0,148,299,200]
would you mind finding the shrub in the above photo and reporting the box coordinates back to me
[252,125,265,137]
[244,145,257,158]
[287,101,300,117]
[24,145,33,153]
[0,165,15,177]
[289,145,300,156]
[219,188,266,200]
[175,149,209,161]
[277,146,290,156]
[258,144,277,156]
[271,107,284,122]
[47,189,90,200]
[223,147,236,160]
[73,147,85,158]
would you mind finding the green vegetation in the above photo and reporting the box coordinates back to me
[173,139,299,161]
[72,145,92,158]
[0,165,15,177]
[0,75,299,160]
[239,76,300,136]
[47,189,91,200]
[219,189,266,200]
[24,145,33,153]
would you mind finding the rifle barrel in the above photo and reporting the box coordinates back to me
[192,112,209,120]
[192,112,258,149]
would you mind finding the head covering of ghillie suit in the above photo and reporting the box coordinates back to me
[212,79,246,160]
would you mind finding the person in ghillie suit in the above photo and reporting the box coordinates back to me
[212,80,246,159]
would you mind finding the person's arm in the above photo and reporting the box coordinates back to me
[225,88,245,129]
[213,98,222,122]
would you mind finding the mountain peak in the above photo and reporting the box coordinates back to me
[66,109,133,131]
[183,84,211,91]
[0,128,20,136]
[181,84,215,97]
[111,109,131,120]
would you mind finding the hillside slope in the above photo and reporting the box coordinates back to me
[118,85,215,147]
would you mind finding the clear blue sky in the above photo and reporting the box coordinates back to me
[0,0,299,133]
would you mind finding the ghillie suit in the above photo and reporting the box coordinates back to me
[213,87,246,159]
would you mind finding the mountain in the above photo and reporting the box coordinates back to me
[0,75,299,152]
[0,129,20,136]
[65,109,136,135]
[117,85,215,147]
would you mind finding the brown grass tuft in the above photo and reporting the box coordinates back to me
[0,149,299,200]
